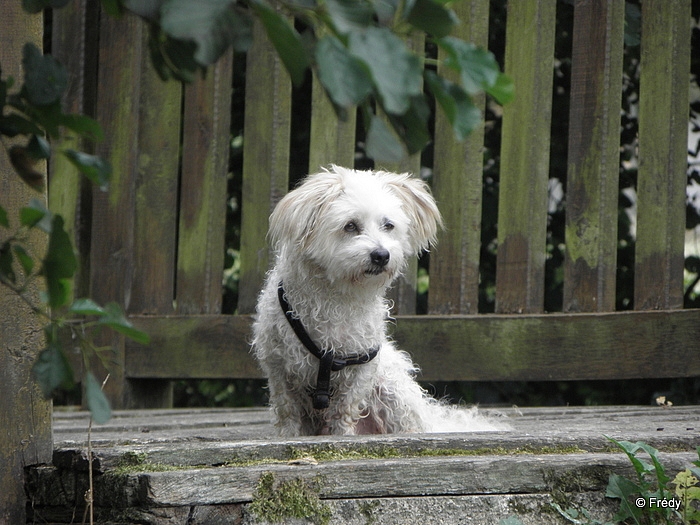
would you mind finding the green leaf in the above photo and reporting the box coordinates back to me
[0,242,15,284]
[98,302,151,345]
[13,245,34,276]
[325,0,373,35]
[100,0,123,16]
[365,114,405,163]
[386,95,431,155]
[84,371,112,424]
[122,0,163,20]
[405,0,458,38]
[160,0,253,65]
[32,339,75,398]
[0,113,43,137]
[605,473,644,523]
[22,43,68,106]
[424,70,481,140]
[58,114,105,142]
[42,215,77,308]
[0,205,8,228]
[27,134,51,160]
[371,0,398,24]
[349,27,422,115]
[251,0,309,87]
[20,198,52,233]
[63,150,111,191]
[487,72,514,105]
[69,298,107,316]
[439,37,500,95]
[316,36,373,108]
[148,24,201,82]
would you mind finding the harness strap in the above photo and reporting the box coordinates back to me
[277,282,380,409]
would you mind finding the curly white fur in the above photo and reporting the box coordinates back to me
[252,165,502,436]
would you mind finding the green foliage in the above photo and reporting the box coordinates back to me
[117,0,512,162]
[602,437,700,525]
[0,42,148,423]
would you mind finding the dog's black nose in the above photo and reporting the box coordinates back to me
[370,248,390,268]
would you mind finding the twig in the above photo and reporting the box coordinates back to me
[83,373,110,525]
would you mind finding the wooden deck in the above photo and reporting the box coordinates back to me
[27,406,700,524]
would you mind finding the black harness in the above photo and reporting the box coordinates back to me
[277,282,380,410]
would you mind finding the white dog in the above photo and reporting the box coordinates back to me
[252,165,501,436]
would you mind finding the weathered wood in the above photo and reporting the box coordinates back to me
[51,406,700,468]
[123,309,700,381]
[27,407,699,523]
[89,11,143,407]
[0,7,52,524]
[49,0,99,299]
[383,34,425,316]
[130,33,181,315]
[495,0,556,313]
[308,71,356,171]
[238,18,292,314]
[176,53,233,314]
[430,0,489,315]
[634,0,691,310]
[563,0,625,313]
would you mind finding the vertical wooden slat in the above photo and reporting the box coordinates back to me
[308,73,356,171]
[0,7,52,523]
[382,35,425,315]
[238,19,292,314]
[89,9,142,407]
[429,0,489,315]
[634,0,691,310]
[563,0,625,313]
[130,33,181,316]
[49,0,98,300]
[495,0,556,314]
[176,53,233,314]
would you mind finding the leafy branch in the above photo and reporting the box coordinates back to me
[0,43,148,424]
[113,0,513,162]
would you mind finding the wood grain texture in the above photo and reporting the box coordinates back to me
[308,71,356,172]
[176,53,233,314]
[430,0,489,315]
[495,0,556,313]
[563,0,625,313]
[124,309,700,382]
[238,18,292,314]
[635,0,691,310]
[0,7,52,524]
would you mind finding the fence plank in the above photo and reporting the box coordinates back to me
[49,0,99,299]
[563,0,625,313]
[308,72,356,171]
[634,0,691,310]
[430,0,489,315]
[130,33,181,315]
[176,53,233,314]
[124,310,700,382]
[89,11,143,406]
[383,35,425,315]
[495,0,556,313]
[0,7,52,523]
[238,19,292,314]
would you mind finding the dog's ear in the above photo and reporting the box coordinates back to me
[380,172,444,254]
[268,170,344,251]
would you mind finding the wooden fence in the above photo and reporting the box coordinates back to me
[6,0,700,413]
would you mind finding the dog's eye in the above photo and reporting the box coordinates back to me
[383,221,395,231]
[344,221,359,233]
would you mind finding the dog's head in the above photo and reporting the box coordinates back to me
[269,165,443,287]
